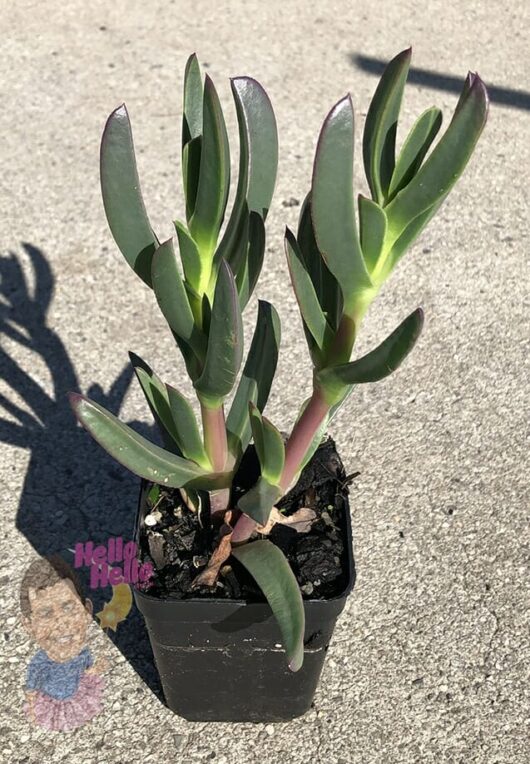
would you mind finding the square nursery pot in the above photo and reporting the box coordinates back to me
[132,440,356,722]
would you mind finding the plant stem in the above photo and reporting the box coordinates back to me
[279,387,330,492]
[201,402,228,473]
[231,513,257,544]
[231,388,330,544]
[324,313,356,367]
[231,387,330,544]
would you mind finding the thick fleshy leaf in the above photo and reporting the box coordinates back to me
[226,300,281,459]
[215,76,278,274]
[363,48,411,205]
[182,136,202,224]
[297,195,343,331]
[377,200,443,282]
[236,211,265,309]
[151,239,206,361]
[100,104,158,287]
[358,196,388,277]
[189,76,230,258]
[182,55,204,222]
[194,260,244,405]
[130,355,181,454]
[182,54,203,146]
[384,76,488,245]
[387,106,443,200]
[237,477,282,526]
[249,403,284,485]
[166,384,210,468]
[68,393,229,489]
[312,95,373,314]
[230,77,278,219]
[174,220,202,294]
[317,308,424,404]
[231,540,305,672]
[285,228,331,351]
[224,202,250,278]
[453,71,476,119]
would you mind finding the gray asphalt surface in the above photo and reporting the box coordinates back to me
[0,1,528,762]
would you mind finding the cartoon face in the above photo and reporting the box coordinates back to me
[24,579,92,663]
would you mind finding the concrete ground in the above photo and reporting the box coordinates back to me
[0,1,528,762]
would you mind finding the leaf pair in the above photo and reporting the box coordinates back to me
[182,56,230,265]
[214,76,278,309]
[68,393,230,491]
[130,353,210,469]
[226,300,281,462]
[361,50,488,282]
[317,308,424,406]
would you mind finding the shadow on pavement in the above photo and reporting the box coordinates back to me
[351,53,530,112]
[0,243,164,703]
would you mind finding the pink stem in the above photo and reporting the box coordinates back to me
[279,387,329,492]
[201,403,228,473]
[231,513,257,544]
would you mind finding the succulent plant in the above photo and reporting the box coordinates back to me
[70,50,488,672]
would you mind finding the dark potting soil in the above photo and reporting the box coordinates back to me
[137,437,356,602]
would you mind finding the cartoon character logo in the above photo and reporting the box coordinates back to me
[20,555,107,731]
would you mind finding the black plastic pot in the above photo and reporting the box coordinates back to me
[133,480,356,722]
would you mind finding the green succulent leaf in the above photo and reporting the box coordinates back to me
[166,384,210,468]
[182,55,204,222]
[358,196,388,277]
[130,355,182,454]
[151,238,206,361]
[215,75,277,303]
[312,95,373,316]
[237,477,282,526]
[377,200,443,282]
[231,76,278,219]
[317,308,424,405]
[249,403,285,485]
[182,136,202,225]
[285,228,332,352]
[297,195,343,331]
[226,300,281,460]
[173,220,202,294]
[68,393,225,488]
[453,71,476,118]
[100,104,158,287]
[147,484,161,506]
[231,540,305,672]
[189,76,230,260]
[384,75,488,246]
[182,53,203,146]
[236,211,265,310]
[387,106,443,200]
[223,201,250,280]
[363,48,411,205]
[194,260,244,405]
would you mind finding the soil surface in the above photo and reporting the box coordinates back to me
[137,438,355,601]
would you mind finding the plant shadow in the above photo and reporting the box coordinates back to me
[0,243,164,702]
[350,53,530,112]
